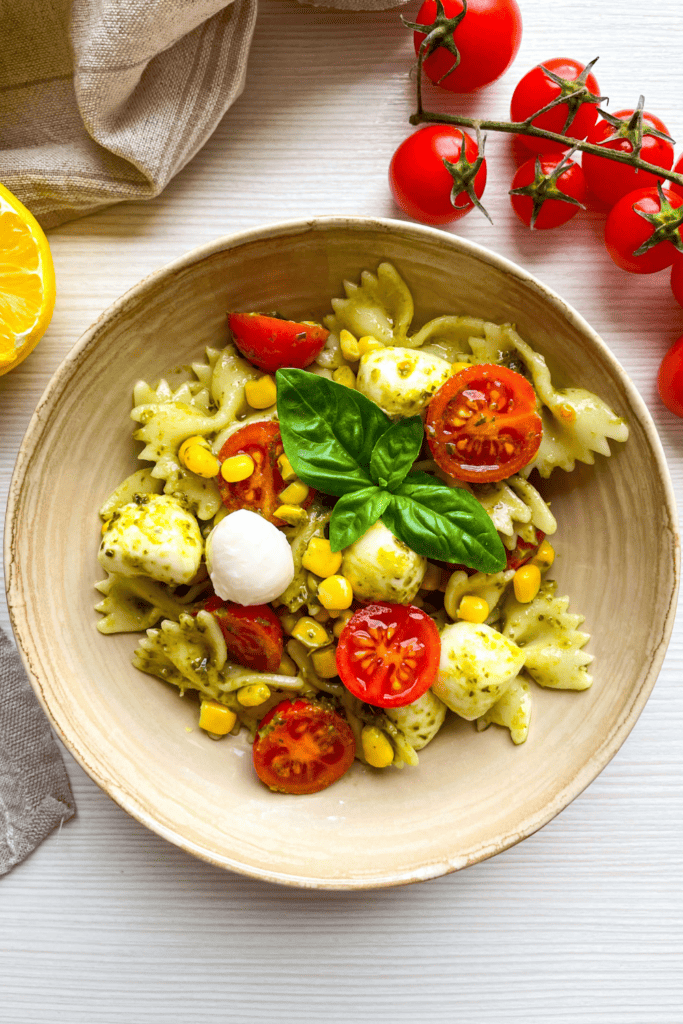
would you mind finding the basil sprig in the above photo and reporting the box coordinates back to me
[275,368,505,573]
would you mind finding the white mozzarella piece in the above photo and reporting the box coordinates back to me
[356,347,452,417]
[341,520,426,604]
[433,621,526,721]
[206,508,294,606]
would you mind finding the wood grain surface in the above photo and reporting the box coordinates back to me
[1,0,681,1021]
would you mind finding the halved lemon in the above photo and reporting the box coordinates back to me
[0,182,56,376]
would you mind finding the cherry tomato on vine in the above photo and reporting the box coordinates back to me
[389,125,487,225]
[411,0,523,93]
[229,313,329,373]
[670,257,683,307]
[604,186,683,275]
[218,421,315,524]
[658,335,683,418]
[582,109,674,207]
[510,58,601,154]
[204,596,283,673]
[252,699,356,794]
[425,364,543,483]
[510,154,586,229]
[336,603,441,709]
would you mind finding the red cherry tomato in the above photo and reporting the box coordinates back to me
[411,0,522,93]
[389,126,487,226]
[217,421,314,525]
[252,699,356,794]
[658,336,683,418]
[510,154,586,229]
[336,603,441,709]
[505,529,545,571]
[425,364,543,483]
[582,110,674,207]
[604,187,683,275]
[671,257,683,307]
[204,596,283,673]
[510,58,601,154]
[668,154,683,201]
[229,313,328,373]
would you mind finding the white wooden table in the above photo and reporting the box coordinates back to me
[1,1,682,1021]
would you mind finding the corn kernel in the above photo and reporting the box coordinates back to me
[244,375,277,409]
[332,366,356,388]
[291,616,330,649]
[361,726,394,768]
[182,444,220,478]
[317,574,353,610]
[358,335,384,357]
[532,539,555,570]
[302,537,342,579]
[198,700,237,735]
[513,563,542,603]
[457,595,490,624]
[279,480,309,505]
[340,329,360,361]
[275,504,308,526]
[450,361,470,374]
[420,563,442,592]
[311,646,339,679]
[237,683,271,707]
[220,453,255,483]
[179,435,211,462]
[277,653,298,677]
[277,453,296,482]
[332,609,354,638]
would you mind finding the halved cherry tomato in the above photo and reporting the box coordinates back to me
[252,699,356,794]
[505,529,545,571]
[229,313,329,373]
[336,603,441,709]
[204,596,283,673]
[217,420,314,525]
[425,365,543,483]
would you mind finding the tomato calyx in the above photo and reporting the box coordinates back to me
[631,182,683,258]
[402,0,468,87]
[441,126,491,222]
[595,96,674,162]
[509,149,585,228]
[526,57,605,135]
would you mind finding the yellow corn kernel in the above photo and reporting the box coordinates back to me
[450,361,470,374]
[279,612,301,635]
[275,504,308,526]
[332,609,354,638]
[313,607,331,623]
[457,595,490,624]
[182,444,220,478]
[291,616,330,649]
[532,539,555,570]
[420,563,442,592]
[302,537,343,579]
[237,683,271,707]
[317,574,353,611]
[244,375,277,409]
[179,435,211,461]
[340,329,360,362]
[513,563,542,604]
[277,453,296,482]
[311,646,339,679]
[279,480,309,505]
[198,700,237,735]
[277,653,298,677]
[361,726,394,768]
[220,453,255,483]
[358,335,384,357]
[332,366,357,388]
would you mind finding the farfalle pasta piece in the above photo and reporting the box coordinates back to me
[472,474,557,550]
[95,573,206,634]
[502,581,593,691]
[99,468,163,520]
[476,674,532,744]
[328,263,414,347]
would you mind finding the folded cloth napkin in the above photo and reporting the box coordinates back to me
[0,628,75,875]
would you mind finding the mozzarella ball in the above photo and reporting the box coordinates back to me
[98,494,203,586]
[341,520,426,604]
[356,347,452,417]
[433,621,526,721]
[385,689,447,751]
[206,509,294,605]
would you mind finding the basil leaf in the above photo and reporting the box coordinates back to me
[369,415,424,492]
[381,471,506,573]
[276,368,391,497]
[329,487,392,552]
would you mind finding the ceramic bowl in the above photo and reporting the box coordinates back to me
[6,217,679,889]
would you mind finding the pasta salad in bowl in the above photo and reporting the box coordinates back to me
[7,218,677,887]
